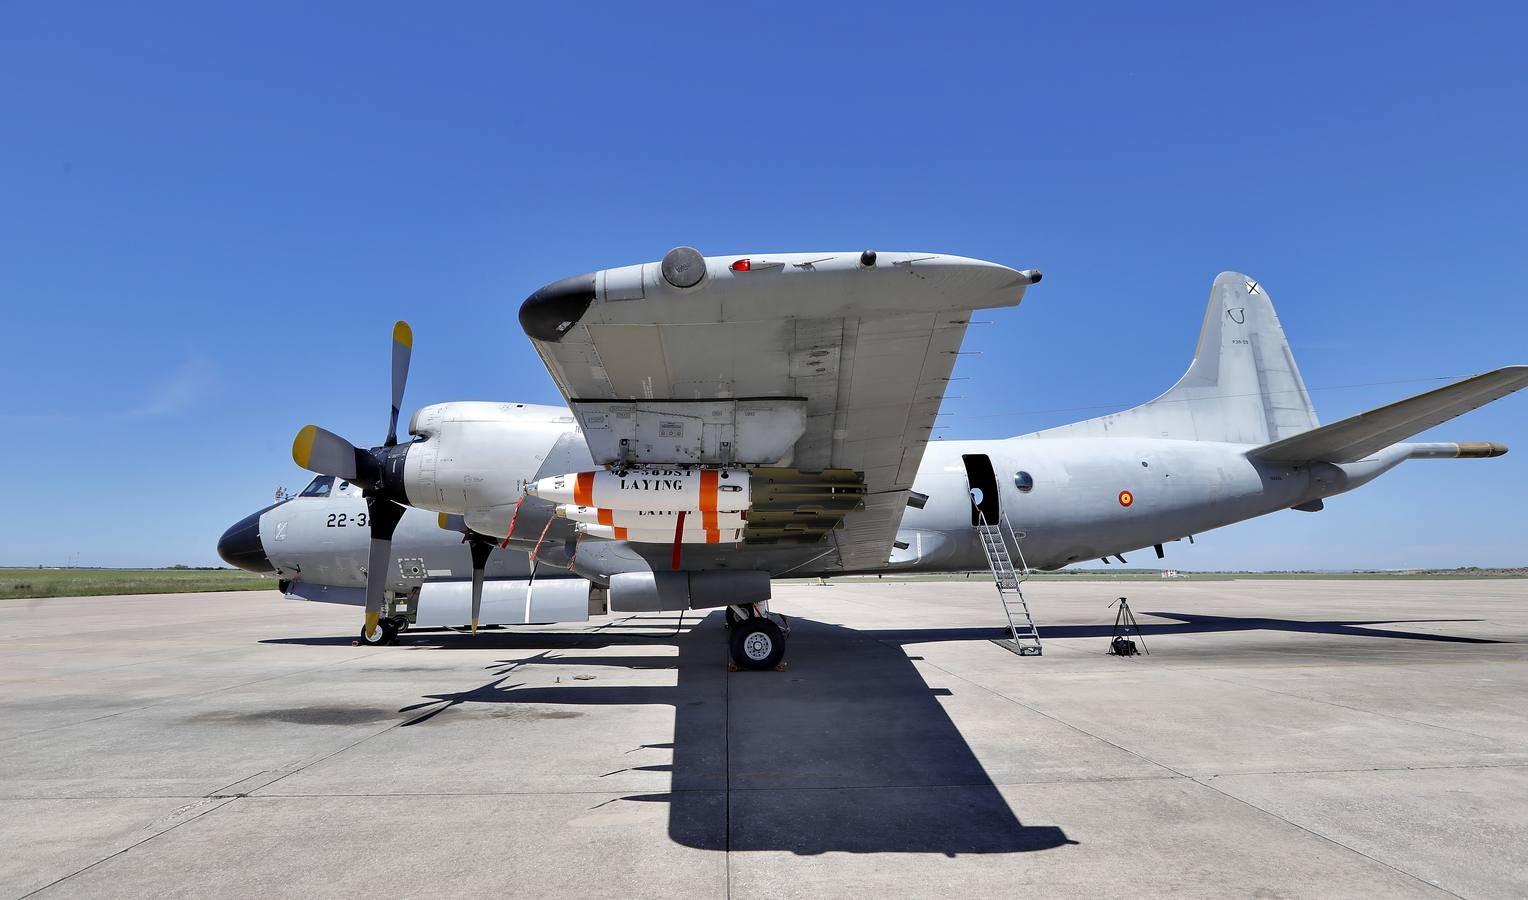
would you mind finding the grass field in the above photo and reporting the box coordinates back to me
[0,568,275,600]
[2,566,1520,601]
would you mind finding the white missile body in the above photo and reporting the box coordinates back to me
[575,523,744,544]
[527,468,749,512]
[555,504,747,530]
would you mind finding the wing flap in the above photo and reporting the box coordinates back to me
[1249,366,1528,463]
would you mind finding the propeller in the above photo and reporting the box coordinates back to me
[292,321,415,644]
[439,514,495,634]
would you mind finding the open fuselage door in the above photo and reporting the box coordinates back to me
[961,453,1001,527]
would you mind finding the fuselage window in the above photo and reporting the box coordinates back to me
[299,475,335,498]
[1014,470,1034,493]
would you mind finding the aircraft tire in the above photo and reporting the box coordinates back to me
[730,617,785,671]
[358,620,400,647]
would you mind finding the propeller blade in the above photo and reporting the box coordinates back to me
[292,425,360,481]
[468,539,493,634]
[362,496,406,642]
[387,321,413,447]
[437,513,468,534]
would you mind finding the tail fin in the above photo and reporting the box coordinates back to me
[1032,272,1319,443]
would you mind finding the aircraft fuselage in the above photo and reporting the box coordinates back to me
[241,410,1412,597]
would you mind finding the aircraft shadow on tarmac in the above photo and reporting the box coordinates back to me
[858,613,1508,645]
[257,608,1503,855]
[270,615,1077,855]
[261,611,1507,650]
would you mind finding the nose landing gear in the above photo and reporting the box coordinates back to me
[356,618,400,646]
[728,604,789,671]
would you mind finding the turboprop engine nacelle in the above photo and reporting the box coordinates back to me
[527,467,750,512]
[400,402,579,515]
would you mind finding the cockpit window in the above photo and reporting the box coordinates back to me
[1014,471,1034,493]
[299,475,335,498]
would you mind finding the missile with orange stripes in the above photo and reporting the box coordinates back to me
[525,468,750,512]
[574,523,744,544]
[554,504,747,529]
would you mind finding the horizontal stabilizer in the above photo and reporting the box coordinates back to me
[1249,366,1528,463]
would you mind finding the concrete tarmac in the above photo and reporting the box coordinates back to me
[4,578,1527,898]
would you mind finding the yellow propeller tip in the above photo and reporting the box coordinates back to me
[470,618,478,634]
[393,321,413,348]
[363,611,381,640]
[438,513,449,530]
[292,425,318,469]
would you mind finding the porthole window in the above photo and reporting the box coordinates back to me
[1014,470,1034,493]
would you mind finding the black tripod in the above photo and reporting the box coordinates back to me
[1108,596,1149,656]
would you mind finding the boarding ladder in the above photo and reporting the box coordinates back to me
[976,510,1042,655]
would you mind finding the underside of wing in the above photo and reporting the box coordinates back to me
[519,249,1040,570]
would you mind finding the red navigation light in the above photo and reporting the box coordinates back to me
[729,258,751,272]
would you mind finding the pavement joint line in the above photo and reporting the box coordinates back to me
[245,615,661,797]
[0,610,303,647]
[898,634,1474,899]
[17,795,239,899]
[1177,668,1520,744]
[893,641,1192,781]
[1182,774,1465,899]
[1199,760,1528,778]
[0,614,671,749]
[11,761,1528,802]
[0,651,380,747]
[723,625,733,900]
[3,616,674,882]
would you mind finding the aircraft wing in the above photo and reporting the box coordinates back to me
[1249,366,1528,464]
[518,250,1039,570]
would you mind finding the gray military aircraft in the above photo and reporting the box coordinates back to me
[218,250,1528,669]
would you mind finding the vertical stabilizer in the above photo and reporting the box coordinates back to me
[1030,273,1319,443]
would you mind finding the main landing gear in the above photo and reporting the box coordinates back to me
[727,604,789,671]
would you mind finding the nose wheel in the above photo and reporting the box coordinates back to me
[357,618,400,646]
[728,606,787,671]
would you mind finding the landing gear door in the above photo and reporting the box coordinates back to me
[961,454,1001,527]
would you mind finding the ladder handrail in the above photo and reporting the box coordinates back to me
[998,512,1031,575]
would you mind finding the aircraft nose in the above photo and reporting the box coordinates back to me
[217,510,274,574]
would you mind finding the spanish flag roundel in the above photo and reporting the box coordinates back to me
[1118,489,1134,508]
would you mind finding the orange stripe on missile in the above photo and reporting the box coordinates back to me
[597,508,613,526]
[574,472,594,507]
[700,469,718,513]
[614,526,628,540]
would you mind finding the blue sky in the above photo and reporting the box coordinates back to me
[2,2,1525,569]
